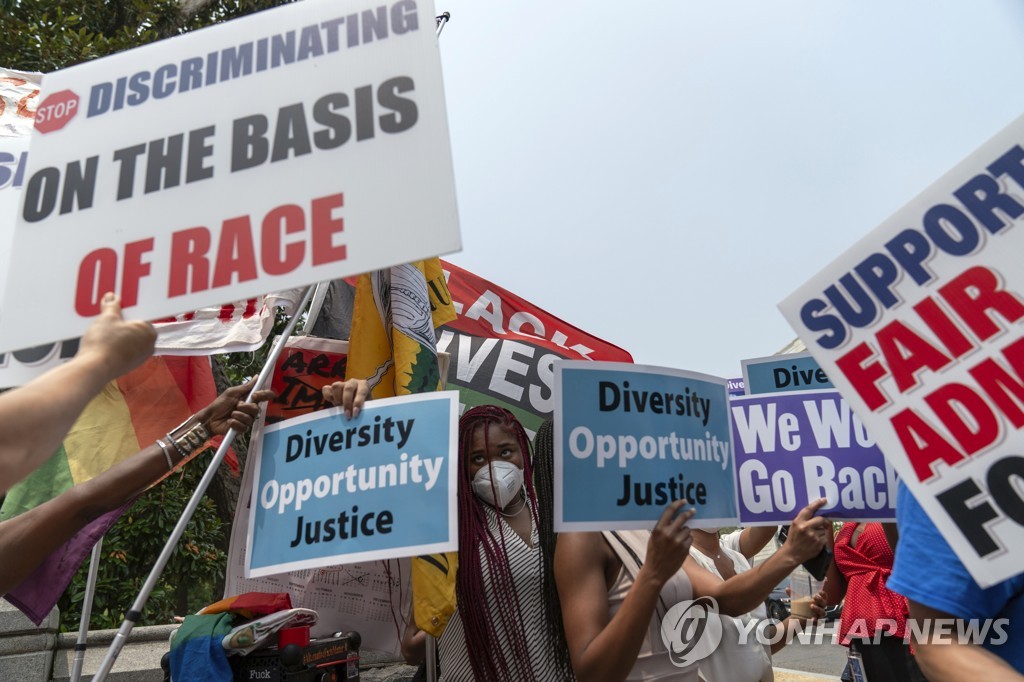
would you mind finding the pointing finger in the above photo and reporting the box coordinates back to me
[796,497,829,521]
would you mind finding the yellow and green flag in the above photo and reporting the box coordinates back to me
[344,258,458,637]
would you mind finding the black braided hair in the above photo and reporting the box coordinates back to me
[455,405,540,682]
[532,417,577,679]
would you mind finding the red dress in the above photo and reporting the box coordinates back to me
[833,522,909,646]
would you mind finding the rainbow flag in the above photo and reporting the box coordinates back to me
[0,356,221,624]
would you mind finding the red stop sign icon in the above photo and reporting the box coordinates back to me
[35,89,80,133]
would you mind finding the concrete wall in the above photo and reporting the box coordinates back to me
[1,599,417,681]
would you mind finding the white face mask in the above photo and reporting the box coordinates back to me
[472,461,524,509]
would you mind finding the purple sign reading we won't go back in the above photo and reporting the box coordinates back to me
[730,389,897,525]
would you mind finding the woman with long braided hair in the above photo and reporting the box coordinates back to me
[531,419,576,677]
[438,405,574,682]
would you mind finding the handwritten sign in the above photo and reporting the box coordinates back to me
[554,360,739,531]
[265,336,349,425]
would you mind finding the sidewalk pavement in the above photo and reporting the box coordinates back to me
[773,667,841,682]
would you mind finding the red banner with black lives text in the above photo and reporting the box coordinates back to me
[437,260,633,433]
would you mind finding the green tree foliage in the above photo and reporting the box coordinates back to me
[58,449,228,631]
[0,0,295,72]
[0,0,299,631]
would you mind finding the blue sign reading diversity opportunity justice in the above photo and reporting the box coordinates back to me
[554,361,739,531]
[246,392,458,577]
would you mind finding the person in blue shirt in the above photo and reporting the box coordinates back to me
[888,483,1024,681]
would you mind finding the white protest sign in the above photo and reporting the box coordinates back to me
[780,113,1024,587]
[0,71,52,386]
[0,69,40,341]
[0,0,460,353]
[0,135,29,336]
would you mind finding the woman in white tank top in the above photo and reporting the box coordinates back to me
[556,501,700,681]
[555,499,835,682]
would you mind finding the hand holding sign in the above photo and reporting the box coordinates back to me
[322,379,371,420]
[76,293,156,384]
[196,378,276,435]
[642,501,696,586]
[780,497,831,565]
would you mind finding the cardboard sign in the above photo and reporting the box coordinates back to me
[264,336,350,425]
[732,390,897,524]
[780,113,1024,586]
[246,391,458,577]
[0,0,460,352]
[742,352,834,395]
[554,360,739,531]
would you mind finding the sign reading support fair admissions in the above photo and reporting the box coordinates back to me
[246,391,458,577]
[0,0,460,353]
[554,361,739,531]
[732,390,897,525]
[780,114,1024,587]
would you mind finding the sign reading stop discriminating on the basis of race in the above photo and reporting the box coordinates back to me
[780,112,1024,588]
[0,0,460,353]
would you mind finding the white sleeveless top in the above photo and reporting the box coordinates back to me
[603,530,699,681]
[438,502,565,682]
[688,532,773,682]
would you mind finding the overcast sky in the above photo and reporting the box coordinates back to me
[433,0,1024,378]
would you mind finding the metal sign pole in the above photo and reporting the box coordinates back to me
[92,285,316,681]
[69,537,103,682]
[425,634,438,682]
[435,11,450,36]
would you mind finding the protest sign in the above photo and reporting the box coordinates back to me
[0,292,301,388]
[741,352,833,395]
[264,336,350,425]
[0,70,39,345]
[554,361,739,531]
[732,390,897,524]
[0,136,29,319]
[780,113,1024,586]
[226,336,409,653]
[0,0,460,353]
[436,260,633,431]
[246,391,458,577]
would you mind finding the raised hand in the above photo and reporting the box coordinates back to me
[196,379,276,435]
[77,293,157,382]
[643,500,696,586]
[783,498,832,563]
